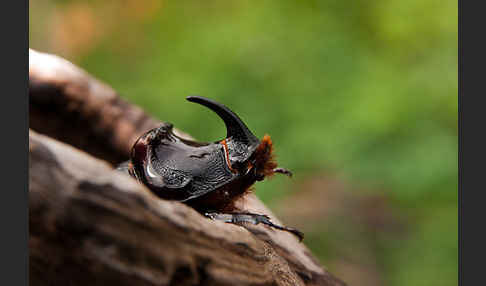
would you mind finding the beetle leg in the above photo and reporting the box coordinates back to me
[204,212,303,241]
[273,167,293,177]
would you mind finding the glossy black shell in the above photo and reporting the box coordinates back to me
[118,96,263,210]
[133,123,241,202]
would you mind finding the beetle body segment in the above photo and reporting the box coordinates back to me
[131,123,240,203]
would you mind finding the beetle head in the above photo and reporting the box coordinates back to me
[186,96,260,160]
[187,96,285,182]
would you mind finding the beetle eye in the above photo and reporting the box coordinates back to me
[255,173,265,181]
[231,161,245,172]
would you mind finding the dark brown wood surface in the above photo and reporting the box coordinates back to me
[29,49,346,286]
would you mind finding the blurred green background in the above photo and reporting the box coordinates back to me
[30,0,457,285]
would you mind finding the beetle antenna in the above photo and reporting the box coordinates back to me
[273,167,293,178]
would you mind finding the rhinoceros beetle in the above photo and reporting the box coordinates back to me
[117,96,303,241]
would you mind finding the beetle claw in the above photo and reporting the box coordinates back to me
[204,211,303,241]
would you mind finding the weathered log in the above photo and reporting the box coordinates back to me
[28,49,346,286]
[29,49,191,164]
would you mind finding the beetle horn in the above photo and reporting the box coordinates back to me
[186,96,260,146]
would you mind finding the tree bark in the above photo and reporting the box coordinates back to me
[29,49,346,286]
